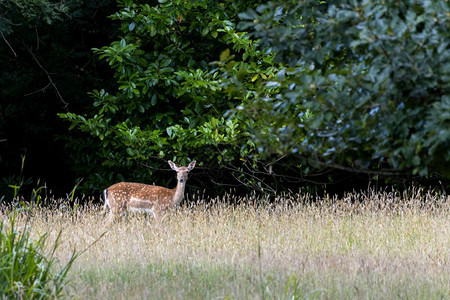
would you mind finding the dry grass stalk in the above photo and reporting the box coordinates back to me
[7,189,450,298]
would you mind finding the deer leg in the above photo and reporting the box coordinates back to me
[105,213,116,226]
[101,189,109,216]
[152,209,171,237]
[105,205,121,226]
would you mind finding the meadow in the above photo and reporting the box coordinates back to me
[6,188,450,299]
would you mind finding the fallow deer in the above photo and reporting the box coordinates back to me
[103,160,196,223]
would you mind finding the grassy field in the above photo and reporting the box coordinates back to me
[13,189,450,299]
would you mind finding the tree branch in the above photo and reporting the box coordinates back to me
[24,83,51,97]
[26,47,69,109]
[312,160,407,177]
[1,32,17,57]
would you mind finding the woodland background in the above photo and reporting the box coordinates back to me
[1,0,449,200]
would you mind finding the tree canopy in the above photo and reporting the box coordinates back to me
[1,0,449,198]
[59,0,287,193]
[237,0,450,177]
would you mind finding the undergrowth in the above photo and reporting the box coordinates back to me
[0,207,79,299]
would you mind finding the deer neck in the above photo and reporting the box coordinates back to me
[171,181,186,205]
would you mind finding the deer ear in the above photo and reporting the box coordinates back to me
[168,160,178,171]
[188,160,196,171]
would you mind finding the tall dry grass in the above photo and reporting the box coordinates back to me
[11,188,450,299]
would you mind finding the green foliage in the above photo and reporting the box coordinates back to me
[59,0,283,191]
[236,0,450,177]
[0,0,68,36]
[0,208,77,298]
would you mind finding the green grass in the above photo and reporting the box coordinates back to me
[0,208,79,299]
[72,260,449,299]
[7,188,450,299]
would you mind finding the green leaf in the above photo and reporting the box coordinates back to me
[151,94,157,106]
[220,49,230,62]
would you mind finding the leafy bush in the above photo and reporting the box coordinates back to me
[59,0,285,192]
[236,0,450,178]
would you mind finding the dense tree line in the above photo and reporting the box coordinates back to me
[238,0,450,178]
[1,0,449,200]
